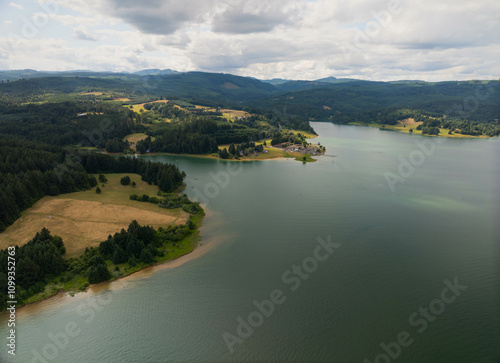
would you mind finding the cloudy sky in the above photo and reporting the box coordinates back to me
[0,0,499,81]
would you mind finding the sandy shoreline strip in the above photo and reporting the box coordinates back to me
[0,208,229,320]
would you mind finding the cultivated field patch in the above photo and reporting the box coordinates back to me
[0,173,188,257]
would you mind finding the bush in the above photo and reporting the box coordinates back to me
[140,249,154,264]
[112,246,128,264]
[120,176,131,185]
[87,264,111,284]
[128,256,138,267]
[182,202,203,215]
[87,175,98,188]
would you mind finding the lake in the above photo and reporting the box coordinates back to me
[1,122,499,362]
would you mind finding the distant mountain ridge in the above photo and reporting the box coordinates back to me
[0,69,180,82]
[0,69,356,85]
[0,69,497,127]
[0,70,279,102]
[132,69,180,76]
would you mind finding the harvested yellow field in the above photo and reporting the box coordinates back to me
[398,118,421,126]
[80,92,103,96]
[220,109,251,120]
[123,133,151,143]
[0,173,188,258]
[128,100,169,113]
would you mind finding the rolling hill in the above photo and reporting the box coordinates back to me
[0,70,498,132]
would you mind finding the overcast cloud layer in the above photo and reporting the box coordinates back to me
[0,0,499,81]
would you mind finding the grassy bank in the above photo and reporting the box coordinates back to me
[1,173,204,312]
[348,122,490,138]
[138,147,320,162]
[21,212,204,307]
[0,173,188,258]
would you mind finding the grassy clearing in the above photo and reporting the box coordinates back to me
[80,92,103,96]
[293,154,316,162]
[123,133,151,144]
[289,130,318,139]
[126,100,169,113]
[22,213,203,307]
[349,121,489,138]
[0,173,188,258]
[220,109,251,121]
[79,92,131,102]
[194,105,213,110]
[211,146,318,162]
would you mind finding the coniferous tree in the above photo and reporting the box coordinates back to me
[120,176,131,185]
[112,246,128,264]
[140,249,154,264]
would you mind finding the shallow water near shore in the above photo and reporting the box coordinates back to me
[1,122,499,362]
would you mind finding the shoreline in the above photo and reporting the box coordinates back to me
[0,232,221,319]
[130,136,324,163]
[345,122,492,138]
[115,130,322,162]
[136,149,322,162]
[1,210,209,316]
[5,207,229,319]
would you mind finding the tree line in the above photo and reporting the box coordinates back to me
[0,137,185,232]
[0,228,66,310]
[0,101,138,146]
[218,141,265,159]
[130,192,203,215]
[0,218,199,311]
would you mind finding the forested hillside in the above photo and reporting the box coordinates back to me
[1,71,497,136]
[250,80,500,136]
[0,71,279,103]
[0,137,185,232]
[0,102,136,145]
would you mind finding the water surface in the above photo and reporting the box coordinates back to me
[1,123,499,362]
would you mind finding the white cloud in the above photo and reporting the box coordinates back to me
[73,28,100,41]
[9,2,23,10]
[49,14,103,28]
[0,0,499,81]
[211,0,303,34]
